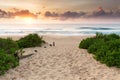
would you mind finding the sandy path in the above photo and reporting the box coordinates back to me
[0,36,120,80]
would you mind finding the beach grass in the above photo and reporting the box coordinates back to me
[0,34,45,75]
[0,38,19,75]
[79,32,120,67]
[17,34,45,48]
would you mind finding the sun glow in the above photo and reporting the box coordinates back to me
[23,17,35,24]
[15,16,36,24]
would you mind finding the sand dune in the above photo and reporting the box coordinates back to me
[0,36,120,80]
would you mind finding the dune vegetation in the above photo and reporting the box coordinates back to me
[79,33,120,67]
[17,34,45,48]
[0,34,45,75]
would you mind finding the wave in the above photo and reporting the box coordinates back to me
[0,24,120,36]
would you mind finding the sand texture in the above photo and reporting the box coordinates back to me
[0,36,120,80]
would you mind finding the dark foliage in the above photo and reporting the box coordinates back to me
[0,38,19,54]
[79,33,120,67]
[17,34,45,48]
[79,38,96,49]
[0,38,19,75]
[0,34,45,75]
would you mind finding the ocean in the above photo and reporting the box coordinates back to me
[0,24,120,36]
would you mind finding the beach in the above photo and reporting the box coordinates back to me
[0,35,120,80]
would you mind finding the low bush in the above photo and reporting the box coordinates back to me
[0,50,19,75]
[79,38,96,49]
[0,34,45,75]
[88,40,106,53]
[0,38,19,75]
[17,34,45,48]
[79,33,120,67]
[0,38,19,54]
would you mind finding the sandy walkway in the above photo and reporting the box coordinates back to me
[0,36,120,80]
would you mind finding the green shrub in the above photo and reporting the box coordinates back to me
[88,40,106,53]
[79,33,120,67]
[17,34,45,48]
[96,32,119,41]
[103,34,120,41]
[107,39,120,51]
[0,38,19,54]
[0,34,46,75]
[0,38,19,75]
[0,50,19,75]
[79,38,96,49]
[96,32,105,38]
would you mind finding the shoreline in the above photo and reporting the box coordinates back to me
[0,34,95,40]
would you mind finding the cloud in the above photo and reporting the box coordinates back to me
[114,9,120,16]
[36,12,41,15]
[88,7,120,18]
[44,11,86,20]
[0,9,38,19]
[92,7,106,16]
[45,11,59,17]
[13,10,37,19]
[0,9,13,18]
[43,7,120,20]
[0,7,120,20]
[61,11,86,19]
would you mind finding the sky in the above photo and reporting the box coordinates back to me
[0,0,120,23]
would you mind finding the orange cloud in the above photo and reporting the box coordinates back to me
[13,10,37,19]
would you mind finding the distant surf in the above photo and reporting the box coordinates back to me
[0,24,120,36]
